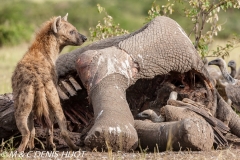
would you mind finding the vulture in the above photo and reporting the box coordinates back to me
[203,58,223,86]
[227,60,240,80]
[136,109,165,123]
[228,60,237,78]
[236,68,240,80]
[209,58,240,112]
[136,91,177,122]
[204,58,229,103]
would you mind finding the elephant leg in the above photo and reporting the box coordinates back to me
[76,47,139,151]
[134,118,214,151]
[84,74,138,151]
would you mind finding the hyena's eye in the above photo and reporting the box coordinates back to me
[69,30,75,35]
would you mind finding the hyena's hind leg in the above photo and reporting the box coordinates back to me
[14,85,34,152]
[45,117,56,150]
[35,83,56,150]
[27,111,35,150]
[45,81,78,151]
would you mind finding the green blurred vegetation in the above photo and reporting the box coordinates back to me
[0,0,151,46]
[0,0,240,47]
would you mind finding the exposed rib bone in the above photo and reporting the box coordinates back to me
[64,110,80,125]
[69,76,82,91]
[70,108,89,126]
[61,81,77,96]
[75,104,94,119]
[57,86,69,100]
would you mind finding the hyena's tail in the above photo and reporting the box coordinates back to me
[34,84,52,128]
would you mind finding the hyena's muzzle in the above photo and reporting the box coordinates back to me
[76,33,87,45]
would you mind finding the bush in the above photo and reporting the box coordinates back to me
[89,4,129,41]
[0,21,33,46]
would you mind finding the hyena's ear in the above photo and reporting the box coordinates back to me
[62,13,68,21]
[52,16,61,33]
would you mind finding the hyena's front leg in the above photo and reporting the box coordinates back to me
[45,81,78,151]
[15,85,34,152]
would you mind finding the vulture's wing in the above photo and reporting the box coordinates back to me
[225,83,240,112]
[183,105,229,147]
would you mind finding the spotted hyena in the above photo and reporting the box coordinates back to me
[11,13,87,152]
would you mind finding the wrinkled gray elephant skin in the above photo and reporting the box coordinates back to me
[56,16,214,151]
[135,118,214,151]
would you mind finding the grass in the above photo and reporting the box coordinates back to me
[0,147,239,159]
[0,134,238,159]
[0,43,27,94]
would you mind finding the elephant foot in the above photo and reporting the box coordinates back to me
[135,118,214,151]
[84,123,138,151]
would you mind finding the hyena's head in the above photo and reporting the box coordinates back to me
[51,13,87,47]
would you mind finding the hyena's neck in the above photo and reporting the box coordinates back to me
[30,32,61,64]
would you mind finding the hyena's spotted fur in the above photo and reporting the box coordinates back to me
[12,13,87,152]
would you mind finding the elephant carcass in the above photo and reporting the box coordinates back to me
[0,93,18,140]
[56,16,217,151]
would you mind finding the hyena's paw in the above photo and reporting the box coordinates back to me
[17,145,27,153]
[46,140,56,151]
[27,140,35,150]
[84,123,138,151]
[70,144,79,151]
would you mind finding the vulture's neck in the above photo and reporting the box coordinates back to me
[220,63,236,84]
